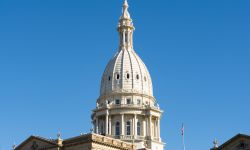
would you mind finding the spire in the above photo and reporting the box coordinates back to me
[120,0,130,19]
[118,0,135,50]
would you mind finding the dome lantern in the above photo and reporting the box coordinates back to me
[118,0,135,50]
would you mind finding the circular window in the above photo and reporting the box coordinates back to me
[136,74,140,80]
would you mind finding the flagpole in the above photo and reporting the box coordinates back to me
[182,132,186,150]
[181,123,186,150]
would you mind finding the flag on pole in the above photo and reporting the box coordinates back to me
[181,123,184,136]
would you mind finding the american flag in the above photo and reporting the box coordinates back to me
[181,123,184,136]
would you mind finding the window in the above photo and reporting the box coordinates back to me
[136,74,140,80]
[108,76,111,81]
[126,73,130,79]
[137,122,141,136]
[137,99,141,105]
[126,99,131,104]
[115,99,120,105]
[144,76,147,82]
[115,122,120,136]
[100,121,104,134]
[125,33,128,43]
[116,74,120,80]
[126,121,131,135]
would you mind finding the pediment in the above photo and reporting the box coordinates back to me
[218,134,250,150]
[15,136,57,150]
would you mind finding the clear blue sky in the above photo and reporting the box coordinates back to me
[0,0,249,150]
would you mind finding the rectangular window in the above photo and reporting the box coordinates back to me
[126,99,131,104]
[115,99,120,105]
[126,122,131,135]
[137,99,141,105]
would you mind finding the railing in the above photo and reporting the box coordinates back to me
[153,137,160,141]
[111,135,145,140]
[96,103,160,110]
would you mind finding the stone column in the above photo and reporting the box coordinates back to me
[143,120,146,136]
[109,116,112,135]
[149,115,152,138]
[105,113,109,135]
[158,117,161,140]
[145,117,148,136]
[96,117,99,134]
[123,31,125,46]
[154,119,157,138]
[121,114,124,136]
[156,118,159,138]
[134,114,137,138]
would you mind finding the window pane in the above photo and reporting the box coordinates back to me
[137,122,141,136]
[115,99,120,105]
[116,122,120,136]
[126,122,131,135]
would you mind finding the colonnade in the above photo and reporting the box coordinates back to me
[94,112,161,141]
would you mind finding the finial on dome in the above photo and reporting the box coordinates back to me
[12,143,16,150]
[213,139,219,148]
[123,0,128,7]
[57,131,61,139]
[120,0,131,19]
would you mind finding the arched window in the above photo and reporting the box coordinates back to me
[126,121,131,135]
[137,122,141,136]
[115,122,120,136]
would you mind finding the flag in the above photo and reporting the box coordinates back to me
[181,123,184,136]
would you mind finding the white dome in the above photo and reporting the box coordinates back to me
[100,48,153,97]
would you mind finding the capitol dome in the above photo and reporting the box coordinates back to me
[99,0,153,99]
[92,1,164,150]
[100,48,153,97]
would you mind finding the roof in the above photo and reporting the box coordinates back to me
[63,133,136,150]
[14,135,58,150]
[15,133,135,150]
[212,134,250,150]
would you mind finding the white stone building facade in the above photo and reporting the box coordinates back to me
[91,1,165,150]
